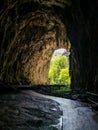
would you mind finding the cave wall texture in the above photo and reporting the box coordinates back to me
[0,0,98,93]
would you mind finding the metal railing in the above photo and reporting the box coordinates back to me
[86,91,98,107]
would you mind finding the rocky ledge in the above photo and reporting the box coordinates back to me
[0,90,63,130]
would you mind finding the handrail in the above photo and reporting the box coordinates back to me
[86,92,98,97]
[87,98,98,106]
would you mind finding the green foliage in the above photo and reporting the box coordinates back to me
[48,54,71,86]
[59,68,70,85]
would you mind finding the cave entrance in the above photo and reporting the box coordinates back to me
[48,48,71,92]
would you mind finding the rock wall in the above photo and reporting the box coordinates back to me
[0,0,70,84]
[68,0,98,93]
[0,0,98,93]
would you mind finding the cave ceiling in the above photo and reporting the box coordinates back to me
[0,0,71,84]
[0,0,98,93]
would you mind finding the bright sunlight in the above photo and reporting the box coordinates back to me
[48,48,71,91]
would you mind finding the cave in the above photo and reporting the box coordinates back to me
[0,0,98,93]
[48,48,70,86]
[0,0,98,129]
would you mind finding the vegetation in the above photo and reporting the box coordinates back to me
[48,52,71,92]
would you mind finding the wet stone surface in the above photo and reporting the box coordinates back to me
[0,91,62,130]
[46,96,98,130]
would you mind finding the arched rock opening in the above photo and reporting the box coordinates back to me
[0,0,98,93]
[0,0,70,85]
[48,48,71,85]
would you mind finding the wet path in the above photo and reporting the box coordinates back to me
[0,90,98,130]
[45,95,98,130]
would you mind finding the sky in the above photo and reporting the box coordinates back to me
[54,48,66,55]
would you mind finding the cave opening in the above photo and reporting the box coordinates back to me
[48,48,71,92]
[0,1,98,129]
[0,0,97,94]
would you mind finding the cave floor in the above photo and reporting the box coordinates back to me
[0,90,62,130]
[44,94,98,130]
[0,90,98,130]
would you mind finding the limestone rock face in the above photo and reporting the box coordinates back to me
[0,0,70,84]
[0,0,98,93]
[68,0,98,93]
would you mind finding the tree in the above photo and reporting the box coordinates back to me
[59,68,70,85]
[48,54,70,85]
[48,65,59,84]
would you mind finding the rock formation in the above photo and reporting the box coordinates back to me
[0,0,70,85]
[0,0,98,93]
[0,90,63,130]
